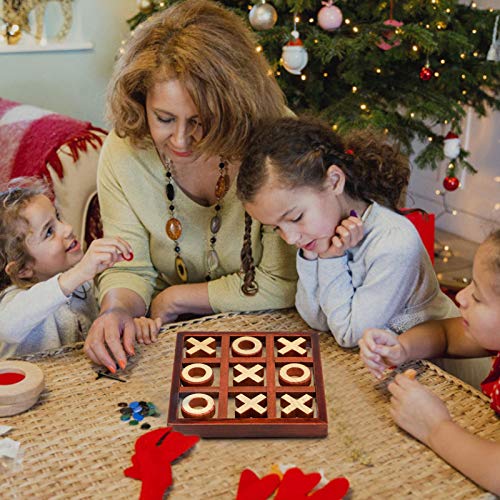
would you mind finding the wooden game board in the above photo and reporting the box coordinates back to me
[168,331,328,438]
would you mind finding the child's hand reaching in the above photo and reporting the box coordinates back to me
[134,316,162,345]
[318,213,364,259]
[359,328,408,379]
[59,237,133,295]
[388,374,452,446]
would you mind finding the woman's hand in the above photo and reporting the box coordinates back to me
[318,214,363,259]
[359,328,408,379]
[388,374,452,446]
[84,307,136,373]
[150,287,180,324]
[134,316,162,345]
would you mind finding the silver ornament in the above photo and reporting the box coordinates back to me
[249,1,278,31]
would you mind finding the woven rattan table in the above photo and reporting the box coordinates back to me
[2,309,498,499]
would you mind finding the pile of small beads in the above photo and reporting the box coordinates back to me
[118,401,160,429]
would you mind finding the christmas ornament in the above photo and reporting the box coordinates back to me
[249,0,278,31]
[317,1,343,31]
[443,176,459,191]
[282,37,308,75]
[5,23,21,45]
[419,65,433,81]
[443,131,461,159]
[486,15,499,62]
[376,19,403,51]
[136,0,154,14]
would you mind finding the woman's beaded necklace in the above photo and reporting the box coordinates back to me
[164,157,228,283]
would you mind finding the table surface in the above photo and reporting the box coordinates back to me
[2,309,498,499]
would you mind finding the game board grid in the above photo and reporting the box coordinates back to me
[168,331,328,437]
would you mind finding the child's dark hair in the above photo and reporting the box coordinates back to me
[237,116,410,296]
[0,177,50,291]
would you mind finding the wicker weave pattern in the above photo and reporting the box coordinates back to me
[2,309,498,499]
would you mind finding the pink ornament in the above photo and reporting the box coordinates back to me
[376,19,404,51]
[317,1,343,31]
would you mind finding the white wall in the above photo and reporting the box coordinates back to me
[406,109,500,244]
[0,0,137,127]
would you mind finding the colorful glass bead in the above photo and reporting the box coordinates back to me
[215,176,227,199]
[166,218,182,240]
[175,256,188,282]
[210,215,221,233]
[207,250,219,273]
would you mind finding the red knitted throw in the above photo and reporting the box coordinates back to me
[0,98,107,185]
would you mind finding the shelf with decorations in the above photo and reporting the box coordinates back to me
[0,0,92,54]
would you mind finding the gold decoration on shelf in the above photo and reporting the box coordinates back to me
[1,0,74,44]
[5,22,22,44]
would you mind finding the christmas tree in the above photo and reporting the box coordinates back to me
[129,0,499,177]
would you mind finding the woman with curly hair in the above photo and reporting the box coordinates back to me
[85,0,297,372]
[237,116,458,348]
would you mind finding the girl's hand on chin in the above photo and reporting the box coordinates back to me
[319,215,364,259]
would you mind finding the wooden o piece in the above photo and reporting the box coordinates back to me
[231,336,263,357]
[0,361,45,417]
[279,363,311,386]
[181,393,216,419]
[180,363,214,386]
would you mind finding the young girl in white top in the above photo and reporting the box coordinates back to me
[359,231,500,494]
[237,116,458,347]
[0,179,161,364]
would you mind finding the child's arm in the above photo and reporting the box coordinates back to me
[315,225,450,347]
[0,276,73,344]
[133,317,162,345]
[360,318,489,378]
[389,374,500,494]
[58,237,133,295]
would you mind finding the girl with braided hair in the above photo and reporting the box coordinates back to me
[237,116,458,348]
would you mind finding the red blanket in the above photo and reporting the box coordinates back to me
[0,98,106,185]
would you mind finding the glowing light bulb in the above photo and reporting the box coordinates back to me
[301,74,307,81]
[352,86,358,93]
[412,45,419,52]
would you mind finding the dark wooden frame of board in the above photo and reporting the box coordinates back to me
[167,331,328,438]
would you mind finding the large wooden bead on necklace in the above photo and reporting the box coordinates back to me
[164,157,228,283]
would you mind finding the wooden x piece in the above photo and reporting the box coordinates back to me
[233,364,264,386]
[277,337,307,357]
[280,394,314,418]
[185,337,216,357]
[235,393,267,418]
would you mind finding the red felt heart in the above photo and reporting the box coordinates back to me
[124,427,199,500]
[309,477,350,499]
[274,467,322,499]
[236,469,280,500]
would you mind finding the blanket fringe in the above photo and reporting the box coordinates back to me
[45,127,108,179]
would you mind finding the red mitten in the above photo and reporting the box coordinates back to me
[124,427,199,500]
[309,477,350,499]
[274,467,322,500]
[236,468,280,500]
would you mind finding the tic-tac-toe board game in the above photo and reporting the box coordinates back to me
[167,331,328,438]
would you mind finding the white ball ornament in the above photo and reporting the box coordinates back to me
[249,0,278,31]
[318,0,343,31]
[282,38,308,75]
[443,131,461,160]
